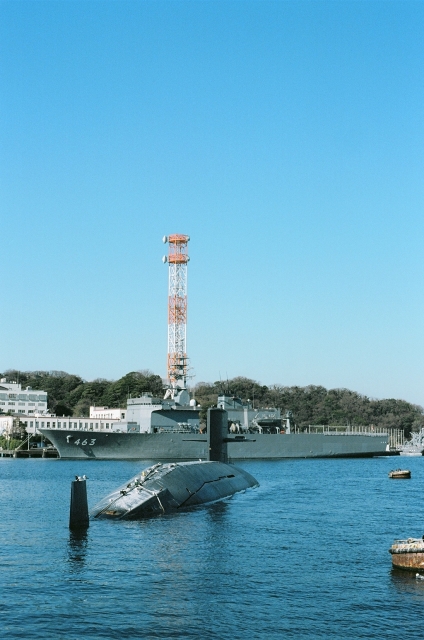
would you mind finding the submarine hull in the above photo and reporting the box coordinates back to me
[91,460,259,519]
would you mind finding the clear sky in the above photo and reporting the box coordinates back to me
[1,0,424,405]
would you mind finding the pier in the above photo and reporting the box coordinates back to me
[0,447,58,458]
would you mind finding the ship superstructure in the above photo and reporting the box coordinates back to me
[217,394,287,433]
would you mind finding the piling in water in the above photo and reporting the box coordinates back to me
[69,478,89,530]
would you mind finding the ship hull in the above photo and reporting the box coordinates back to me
[39,429,388,460]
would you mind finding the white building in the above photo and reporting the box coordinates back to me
[0,379,48,415]
[24,415,124,435]
[90,406,126,420]
[0,380,128,436]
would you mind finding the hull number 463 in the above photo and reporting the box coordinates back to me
[66,435,96,446]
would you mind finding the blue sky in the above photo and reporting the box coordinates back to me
[1,0,424,404]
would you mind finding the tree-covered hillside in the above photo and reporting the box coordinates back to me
[1,370,423,437]
[1,370,163,417]
[193,377,424,437]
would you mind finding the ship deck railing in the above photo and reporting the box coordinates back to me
[292,425,390,437]
[43,425,201,434]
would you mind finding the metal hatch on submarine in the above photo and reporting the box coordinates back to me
[90,408,259,520]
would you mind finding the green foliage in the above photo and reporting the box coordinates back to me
[2,370,84,415]
[1,369,165,417]
[194,377,424,437]
[0,436,21,450]
[2,369,422,437]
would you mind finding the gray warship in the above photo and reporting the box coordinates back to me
[39,234,390,460]
[39,387,390,459]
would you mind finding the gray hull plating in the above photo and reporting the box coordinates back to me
[91,461,259,519]
[39,429,388,460]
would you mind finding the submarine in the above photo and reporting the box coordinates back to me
[91,459,258,519]
[90,408,259,520]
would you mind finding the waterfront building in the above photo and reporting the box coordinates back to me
[0,379,48,415]
[23,414,123,436]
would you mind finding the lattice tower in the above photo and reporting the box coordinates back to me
[162,234,190,386]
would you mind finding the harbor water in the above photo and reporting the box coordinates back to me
[1,456,424,639]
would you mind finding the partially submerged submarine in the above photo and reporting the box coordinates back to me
[91,459,258,519]
[90,408,259,520]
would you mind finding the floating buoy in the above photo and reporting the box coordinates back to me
[388,469,411,479]
[390,537,424,570]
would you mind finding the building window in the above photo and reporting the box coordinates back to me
[58,422,61,428]
[8,402,15,405]
[41,422,45,427]
[47,422,50,428]
[52,422,55,428]
[106,423,109,429]
[95,423,99,429]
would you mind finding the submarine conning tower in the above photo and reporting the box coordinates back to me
[207,407,229,463]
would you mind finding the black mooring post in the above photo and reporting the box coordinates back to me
[207,408,229,463]
[69,478,89,530]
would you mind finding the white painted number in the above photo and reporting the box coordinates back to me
[67,437,96,446]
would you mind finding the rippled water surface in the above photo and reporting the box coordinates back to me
[1,456,424,639]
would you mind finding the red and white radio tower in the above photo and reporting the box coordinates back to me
[162,234,190,389]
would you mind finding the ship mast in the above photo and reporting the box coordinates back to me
[162,234,190,393]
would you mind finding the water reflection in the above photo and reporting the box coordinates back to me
[390,567,424,597]
[67,529,89,571]
[205,498,230,522]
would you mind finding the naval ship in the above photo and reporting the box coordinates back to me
[39,234,390,459]
[39,387,390,460]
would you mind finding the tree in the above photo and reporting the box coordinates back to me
[54,403,73,417]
